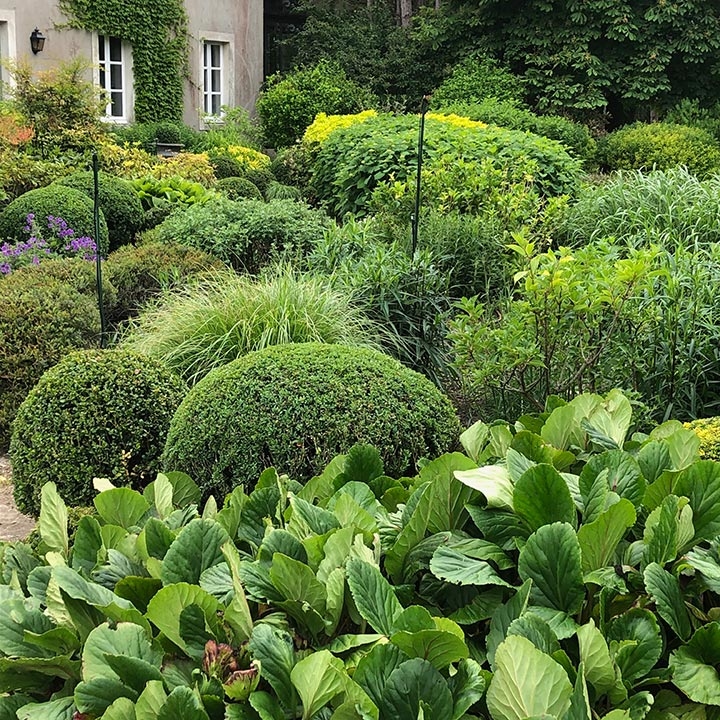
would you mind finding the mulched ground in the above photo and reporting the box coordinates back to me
[0,455,36,541]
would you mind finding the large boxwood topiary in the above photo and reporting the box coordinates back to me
[55,171,145,250]
[162,342,460,499]
[10,349,188,516]
[0,185,110,255]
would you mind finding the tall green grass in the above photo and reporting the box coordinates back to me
[120,266,382,385]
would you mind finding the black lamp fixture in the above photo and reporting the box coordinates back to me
[30,28,45,54]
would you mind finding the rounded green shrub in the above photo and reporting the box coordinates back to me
[256,59,376,149]
[0,270,101,449]
[163,342,460,498]
[269,146,312,190]
[241,166,275,195]
[152,196,331,273]
[210,154,244,180]
[599,122,720,177]
[431,55,526,107]
[265,181,303,201]
[56,171,145,250]
[105,241,225,323]
[121,266,381,384]
[215,176,263,201]
[10,349,188,516]
[0,186,110,255]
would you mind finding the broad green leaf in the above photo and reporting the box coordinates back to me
[637,441,671,484]
[541,404,584,451]
[390,619,468,670]
[577,499,636,572]
[0,656,79,690]
[16,697,75,720]
[644,563,692,641]
[157,686,210,720]
[288,495,340,539]
[591,390,632,447]
[221,542,253,643]
[146,583,220,654]
[513,464,576,531]
[0,589,54,657]
[74,677,137,716]
[643,495,690,567]
[465,506,531,548]
[607,609,662,686]
[580,469,609,525]
[486,635,573,720]
[669,622,720,705]
[506,446,536,483]
[329,482,378,514]
[354,643,408,709]
[685,543,720,593]
[39,483,68,558]
[454,466,514,510]
[317,527,355,583]
[430,546,510,587]
[249,691,286,720]
[460,420,489,462]
[161,519,230,585]
[98,697,136,720]
[379,658,453,720]
[249,624,297,711]
[151,473,174,519]
[673,460,720,546]
[486,580,532,668]
[447,537,514,570]
[385,485,432,582]
[270,553,327,613]
[664,427,700,471]
[343,444,384,483]
[642,471,676,512]
[332,494,376,536]
[620,692,653,720]
[420,453,478,533]
[448,658,485,720]
[134,679,167,720]
[518,523,585,614]
[564,664,591,720]
[507,614,560,656]
[325,567,345,635]
[583,451,645,508]
[577,620,616,695]
[346,558,402,636]
[114,577,162,614]
[0,696,34,720]
[291,650,346,720]
[94,488,150,530]
[22,626,79,656]
[71,516,104,573]
[104,655,164,693]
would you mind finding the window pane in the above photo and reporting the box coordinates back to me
[211,69,220,92]
[98,35,105,61]
[99,66,106,89]
[211,43,221,68]
[211,94,221,115]
[109,36,122,62]
[110,64,122,92]
[110,92,123,117]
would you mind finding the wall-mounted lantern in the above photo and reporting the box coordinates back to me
[30,28,46,54]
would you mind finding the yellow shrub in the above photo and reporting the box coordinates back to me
[427,112,487,130]
[152,152,216,186]
[685,417,720,461]
[224,145,272,171]
[99,140,158,179]
[303,110,378,147]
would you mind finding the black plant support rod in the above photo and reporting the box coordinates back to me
[411,95,430,256]
[93,151,107,348]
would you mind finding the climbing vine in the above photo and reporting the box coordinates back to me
[58,0,189,123]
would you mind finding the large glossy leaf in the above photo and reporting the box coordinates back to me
[385,484,432,582]
[74,677,138,716]
[541,404,585,451]
[513,464,576,531]
[448,659,485,720]
[577,499,636,572]
[465,506,531,548]
[643,563,692,641]
[94,488,150,530]
[670,622,720,705]
[429,547,510,587]
[579,451,645,508]
[248,624,297,711]
[379,658,453,720]
[161,519,230,585]
[454,465,514,510]
[642,495,692,567]
[507,613,560,657]
[663,425,700,471]
[486,580,532,668]
[71,516,104,574]
[577,620,615,695]
[673,460,720,546]
[607,609,662,685]
[354,642,408,709]
[39,483,68,558]
[419,453,478,533]
[0,590,54,658]
[291,650,346,720]
[221,542,253,643]
[390,617,468,669]
[16,697,75,720]
[685,542,720,593]
[486,635,572,720]
[270,553,326,611]
[636,441,671,484]
[346,558,402,636]
[565,664,591,720]
[157,686,210,720]
[518,523,585,615]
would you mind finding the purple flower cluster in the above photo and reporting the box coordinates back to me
[64,235,97,261]
[0,237,51,274]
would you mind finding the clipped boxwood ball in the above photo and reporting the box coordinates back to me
[56,171,145,250]
[10,349,188,516]
[215,176,263,201]
[0,185,110,255]
[163,342,460,499]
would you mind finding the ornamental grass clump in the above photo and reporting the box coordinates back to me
[121,265,382,385]
[162,342,460,498]
[10,348,188,516]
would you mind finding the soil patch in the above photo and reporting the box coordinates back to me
[0,455,36,541]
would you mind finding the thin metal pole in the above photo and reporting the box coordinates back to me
[411,95,430,256]
[92,151,107,347]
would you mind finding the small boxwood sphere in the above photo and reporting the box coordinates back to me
[215,176,263,201]
[0,185,110,255]
[163,342,460,499]
[56,171,145,250]
[11,349,188,516]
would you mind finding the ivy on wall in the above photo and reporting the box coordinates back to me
[58,0,189,122]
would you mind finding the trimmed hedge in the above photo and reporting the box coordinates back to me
[56,171,145,250]
[10,349,188,516]
[163,342,460,498]
[0,186,110,255]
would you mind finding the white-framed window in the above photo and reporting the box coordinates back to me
[200,32,234,121]
[0,11,17,97]
[96,35,132,122]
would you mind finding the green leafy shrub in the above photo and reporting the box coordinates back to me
[269,145,313,190]
[440,99,596,161]
[431,55,526,107]
[240,166,275,195]
[311,113,581,217]
[56,171,145,250]
[0,270,100,448]
[163,342,460,497]
[0,186,109,254]
[122,266,381,384]
[10,348,187,516]
[256,59,376,148]
[561,167,720,249]
[599,122,720,177]
[665,98,720,142]
[0,153,73,202]
[264,180,302,201]
[131,175,214,212]
[152,196,331,273]
[105,241,224,323]
[215,176,263,201]
[209,153,244,180]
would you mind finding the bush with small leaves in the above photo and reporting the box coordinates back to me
[11,349,188,516]
[215,177,263,201]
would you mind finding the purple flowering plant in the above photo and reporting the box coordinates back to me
[0,212,96,276]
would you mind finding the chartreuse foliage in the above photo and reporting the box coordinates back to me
[5,389,720,717]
